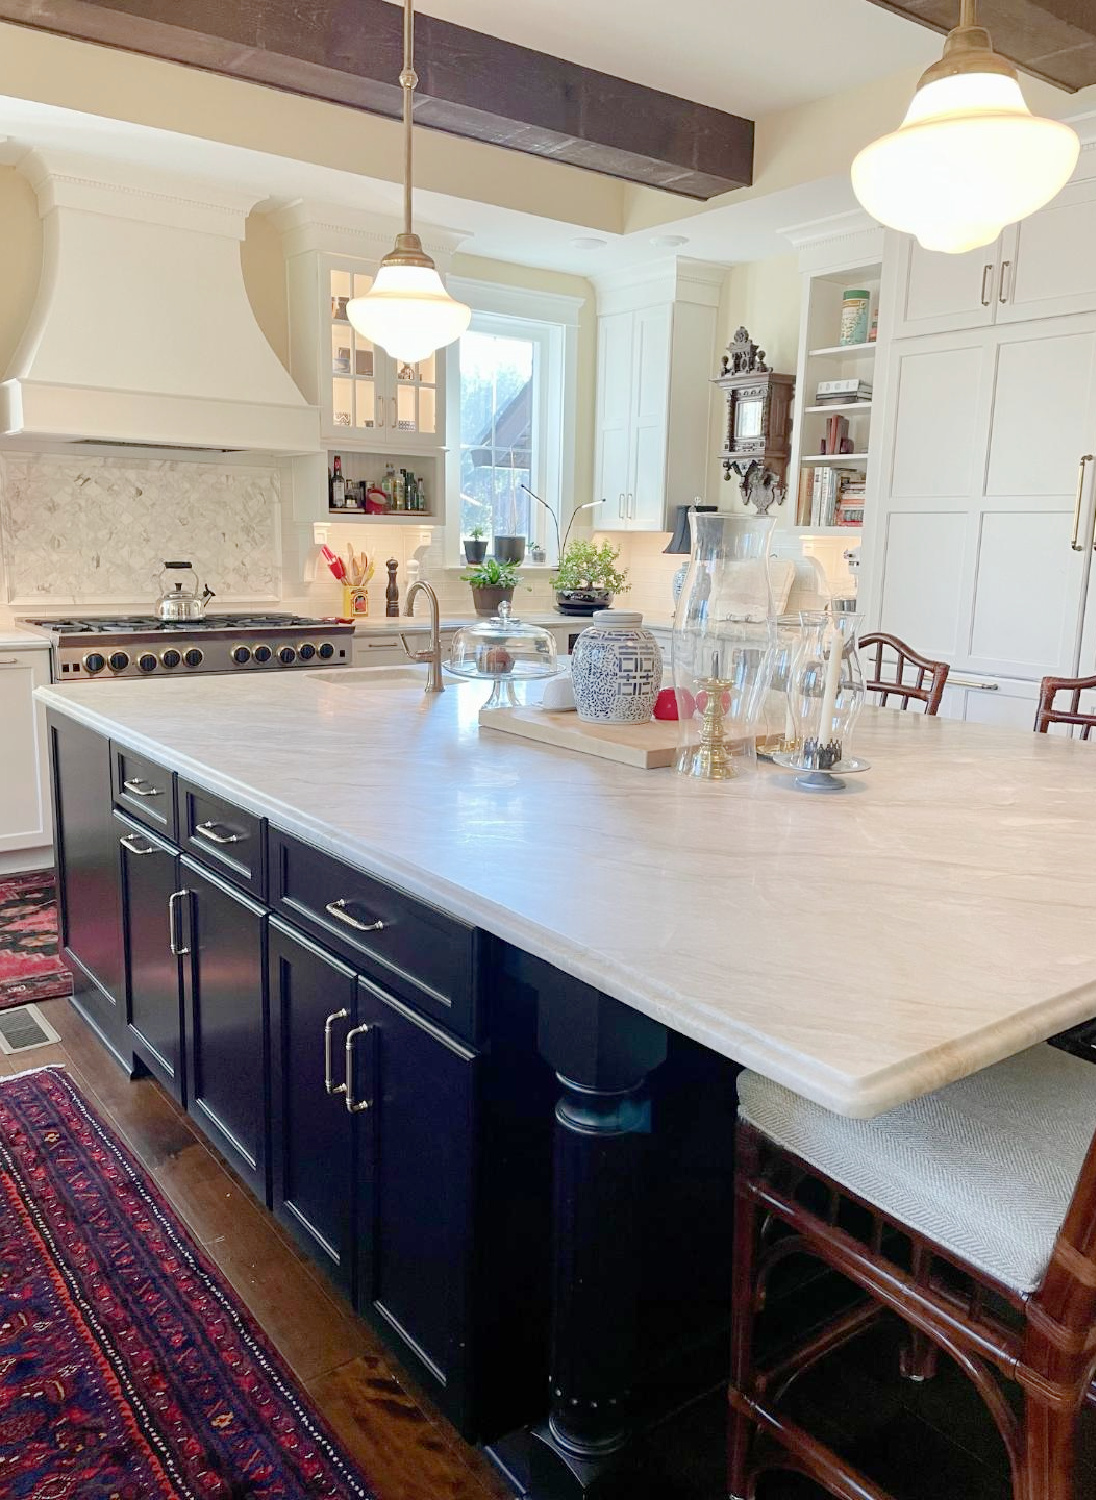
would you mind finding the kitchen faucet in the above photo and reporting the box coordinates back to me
[401,580,445,693]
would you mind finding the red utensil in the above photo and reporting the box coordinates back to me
[320,544,347,582]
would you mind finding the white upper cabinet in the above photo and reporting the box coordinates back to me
[0,649,53,857]
[275,203,457,459]
[889,146,1096,339]
[997,175,1096,325]
[593,262,721,532]
[890,238,1006,339]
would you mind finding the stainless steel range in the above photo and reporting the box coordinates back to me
[19,614,355,681]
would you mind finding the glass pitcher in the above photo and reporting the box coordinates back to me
[670,513,777,779]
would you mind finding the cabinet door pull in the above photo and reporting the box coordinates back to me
[391,397,398,428]
[627,492,635,519]
[998,259,1012,303]
[324,1007,350,1096]
[325,898,386,933]
[948,677,1000,691]
[1072,454,1094,551]
[0,656,18,667]
[120,832,156,856]
[168,890,191,956]
[981,263,994,306]
[345,1023,374,1113]
[618,493,625,519]
[195,820,246,846]
[123,776,162,798]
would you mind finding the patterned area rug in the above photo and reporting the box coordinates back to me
[0,1067,374,1499]
[0,871,72,1010]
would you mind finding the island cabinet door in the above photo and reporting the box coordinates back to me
[115,812,184,1104]
[354,974,480,1433]
[268,919,358,1298]
[179,856,269,1204]
[48,714,127,1066]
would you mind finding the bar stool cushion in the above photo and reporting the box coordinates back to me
[737,1044,1096,1294]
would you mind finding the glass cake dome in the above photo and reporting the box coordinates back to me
[448,601,559,707]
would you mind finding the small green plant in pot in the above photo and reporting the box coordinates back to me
[464,525,488,565]
[461,557,529,618]
[553,539,630,617]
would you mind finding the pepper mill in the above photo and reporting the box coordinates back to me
[385,558,400,618]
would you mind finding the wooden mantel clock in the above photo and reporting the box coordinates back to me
[714,327,794,516]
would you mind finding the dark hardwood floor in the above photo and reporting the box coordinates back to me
[4,1001,1095,1500]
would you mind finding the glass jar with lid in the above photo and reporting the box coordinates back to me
[448,601,559,707]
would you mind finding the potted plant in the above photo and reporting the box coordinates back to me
[461,557,528,617]
[552,539,630,617]
[464,525,488,565]
[493,485,527,564]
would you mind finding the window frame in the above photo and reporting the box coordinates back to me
[445,279,580,567]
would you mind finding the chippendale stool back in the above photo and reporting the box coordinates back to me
[728,1045,1096,1500]
[1035,674,1096,739]
[859,631,950,716]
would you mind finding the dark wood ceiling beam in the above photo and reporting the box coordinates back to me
[0,0,754,199]
[864,0,1096,91]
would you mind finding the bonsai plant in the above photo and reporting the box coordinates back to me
[461,557,529,618]
[464,524,488,565]
[552,539,630,617]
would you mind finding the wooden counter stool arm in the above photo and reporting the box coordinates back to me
[859,632,950,716]
[1035,674,1096,738]
[728,1106,1096,1500]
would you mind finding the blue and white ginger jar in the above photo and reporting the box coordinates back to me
[571,610,662,723]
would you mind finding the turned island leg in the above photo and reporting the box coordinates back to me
[488,961,669,1500]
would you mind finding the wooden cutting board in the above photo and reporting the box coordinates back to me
[478,705,682,769]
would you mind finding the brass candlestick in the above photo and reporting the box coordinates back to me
[678,677,736,780]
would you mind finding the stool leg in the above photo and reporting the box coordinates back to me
[899,1244,939,1383]
[729,1126,762,1500]
[1020,1397,1076,1500]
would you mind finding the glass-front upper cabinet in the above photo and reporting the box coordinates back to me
[325,261,443,450]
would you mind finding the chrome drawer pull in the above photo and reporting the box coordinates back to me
[345,1024,374,1113]
[325,899,386,933]
[195,820,246,846]
[123,776,162,798]
[168,890,191,956]
[0,656,19,666]
[324,1007,349,1096]
[120,832,156,856]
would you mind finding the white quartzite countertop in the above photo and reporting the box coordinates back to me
[37,672,1096,1120]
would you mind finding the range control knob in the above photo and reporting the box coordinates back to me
[252,644,272,664]
[297,642,317,661]
[277,646,297,666]
[108,651,130,673]
[160,649,181,670]
[231,645,252,665]
[317,642,335,661]
[83,652,106,675]
[137,653,158,674]
[183,648,204,669]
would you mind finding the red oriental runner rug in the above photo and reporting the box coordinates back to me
[0,871,73,1010]
[0,1066,374,1499]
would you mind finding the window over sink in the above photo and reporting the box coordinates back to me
[445,283,580,566]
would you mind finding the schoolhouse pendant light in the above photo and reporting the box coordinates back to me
[851,0,1079,255]
[347,0,470,362]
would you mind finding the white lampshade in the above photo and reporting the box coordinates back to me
[853,71,1079,255]
[347,261,471,364]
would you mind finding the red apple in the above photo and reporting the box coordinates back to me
[653,688,695,720]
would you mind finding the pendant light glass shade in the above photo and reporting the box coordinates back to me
[348,0,470,361]
[347,240,471,364]
[852,3,1079,254]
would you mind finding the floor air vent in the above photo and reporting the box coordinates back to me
[0,1004,61,1054]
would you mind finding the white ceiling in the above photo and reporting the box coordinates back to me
[414,0,943,117]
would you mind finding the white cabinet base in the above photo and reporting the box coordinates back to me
[0,649,53,861]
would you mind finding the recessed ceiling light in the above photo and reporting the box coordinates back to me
[649,233,689,247]
[570,236,608,250]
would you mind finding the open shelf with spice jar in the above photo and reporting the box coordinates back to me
[325,448,444,524]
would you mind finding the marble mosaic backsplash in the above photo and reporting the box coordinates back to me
[0,453,281,606]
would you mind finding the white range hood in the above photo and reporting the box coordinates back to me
[0,151,320,454]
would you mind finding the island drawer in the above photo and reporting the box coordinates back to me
[111,743,176,840]
[268,828,480,1041]
[176,777,265,898]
